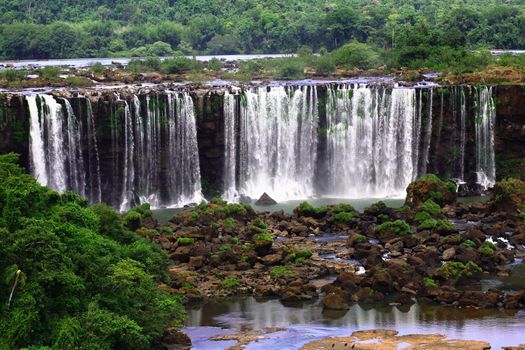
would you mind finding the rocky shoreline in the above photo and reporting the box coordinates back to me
[129,174,525,348]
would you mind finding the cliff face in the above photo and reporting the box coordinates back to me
[0,83,523,209]
[494,85,525,179]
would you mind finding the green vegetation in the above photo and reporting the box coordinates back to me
[294,201,328,217]
[461,239,477,248]
[254,233,273,243]
[270,266,293,277]
[418,219,453,233]
[219,244,232,251]
[0,153,184,349]
[177,237,194,246]
[439,261,483,279]
[223,217,235,229]
[423,277,438,288]
[328,211,356,224]
[221,277,240,288]
[479,241,496,256]
[375,220,411,236]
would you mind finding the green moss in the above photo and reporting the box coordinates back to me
[331,203,355,214]
[414,211,432,223]
[461,239,477,248]
[423,277,438,288]
[160,226,173,234]
[219,244,232,251]
[177,237,194,246]
[254,233,273,243]
[223,217,235,229]
[375,220,411,236]
[418,219,453,232]
[439,261,482,279]
[328,211,355,224]
[420,199,442,216]
[294,201,328,217]
[230,237,240,244]
[270,266,293,276]
[221,277,240,288]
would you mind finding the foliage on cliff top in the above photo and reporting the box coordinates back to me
[0,153,184,349]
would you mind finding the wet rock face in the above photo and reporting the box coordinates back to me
[255,192,277,205]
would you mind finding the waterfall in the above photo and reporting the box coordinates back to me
[85,99,102,203]
[64,98,86,198]
[117,92,202,211]
[451,86,467,182]
[27,94,67,192]
[223,90,238,202]
[237,85,319,202]
[325,85,422,198]
[475,86,496,190]
[27,95,48,186]
[27,94,101,200]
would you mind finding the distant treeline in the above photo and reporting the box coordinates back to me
[0,0,524,62]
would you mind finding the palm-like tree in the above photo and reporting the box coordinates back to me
[5,264,27,308]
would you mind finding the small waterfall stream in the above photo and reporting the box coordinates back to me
[475,86,496,190]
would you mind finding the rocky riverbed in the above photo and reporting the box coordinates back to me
[132,174,525,348]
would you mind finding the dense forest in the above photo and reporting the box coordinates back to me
[0,153,185,349]
[0,0,524,60]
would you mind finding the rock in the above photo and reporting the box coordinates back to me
[189,256,204,269]
[321,292,349,310]
[442,247,456,261]
[255,192,277,205]
[405,174,457,208]
[262,254,282,265]
[369,270,393,293]
[503,291,525,309]
[160,328,191,350]
[170,246,192,263]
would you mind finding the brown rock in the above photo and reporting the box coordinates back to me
[442,247,456,261]
[189,256,204,269]
[321,292,349,310]
[160,328,191,350]
[262,254,282,266]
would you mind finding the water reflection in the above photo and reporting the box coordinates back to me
[185,297,525,350]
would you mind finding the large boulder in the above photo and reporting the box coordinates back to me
[160,328,191,350]
[255,192,278,205]
[490,178,525,214]
[405,174,457,208]
[321,292,349,310]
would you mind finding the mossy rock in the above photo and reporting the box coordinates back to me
[405,174,457,208]
[490,178,525,214]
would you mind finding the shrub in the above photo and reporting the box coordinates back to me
[160,226,173,235]
[270,266,292,276]
[420,199,442,217]
[331,41,381,69]
[461,240,477,248]
[160,55,202,74]
[375,220,411,236]
[331,203,355,214]
[208,57,223,71]
[328,211,355,224]
[439,261,482,279]
[221,277,240,288]
[38,66,60,79]
[89,62,105,74]
[418,219,453,232]
[123,210,142,230]
[223,217,235,229]
[211,197,227,205]
[414,211,432,223]
[313,55,336,75]
[177,237,194,246]
[66,76,92,86]
[276,60,305,79]
[294,202,328,217]
[423,277,438,288]
[254,233,273,243]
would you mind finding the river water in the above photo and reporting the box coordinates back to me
[183,297,525,349]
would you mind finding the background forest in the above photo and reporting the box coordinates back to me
[0,0,524,61]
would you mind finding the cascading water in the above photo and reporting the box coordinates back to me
[236,85,319,202]
[117,92,203,211]
[324,85,423,198]
[27,94,101,201]
[223,90,238,202]
[474,86,496,190]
